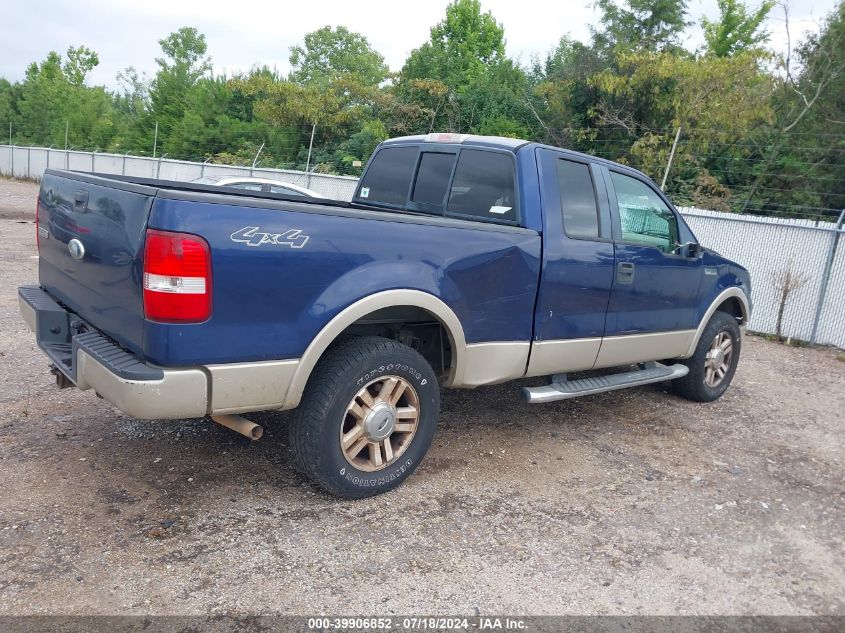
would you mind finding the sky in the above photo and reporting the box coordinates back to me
[1,0,840,88]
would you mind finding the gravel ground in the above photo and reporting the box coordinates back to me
[0,178,843,616]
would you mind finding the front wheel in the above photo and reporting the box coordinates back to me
[672,311,742,402]
[290,336,440,498]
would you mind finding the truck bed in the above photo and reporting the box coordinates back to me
[35,169,541,368]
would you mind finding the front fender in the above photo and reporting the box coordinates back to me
[682,286,750,358]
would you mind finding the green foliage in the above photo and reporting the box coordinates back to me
[593,0,690,53]
[289,26,388,87]
[335,119,389,174]
[402,0,506,90]
[13,48,115,148]
[398,0,531,136]
[702,0,776,57]
[752,2,845,214]
[63,46,99,86]
[590,49,775,200]
[148,27,212,143]
[1,5,841,219]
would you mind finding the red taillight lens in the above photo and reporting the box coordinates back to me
[143,229,212,323]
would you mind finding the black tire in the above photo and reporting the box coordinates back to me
[672,311,742,402]
[290,336,440,499]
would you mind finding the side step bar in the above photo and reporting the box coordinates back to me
[521,363,689,404]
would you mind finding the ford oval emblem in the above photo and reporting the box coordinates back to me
[68,238,85,261]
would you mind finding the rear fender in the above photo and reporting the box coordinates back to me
[282,289,467,409]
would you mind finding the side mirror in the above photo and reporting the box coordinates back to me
[677,242,704,258]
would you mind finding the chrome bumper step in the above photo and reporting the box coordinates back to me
[521,363,689,404]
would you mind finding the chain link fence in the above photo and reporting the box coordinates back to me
[2,144,843,349]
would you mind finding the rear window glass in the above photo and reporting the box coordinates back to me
[447,150,516,222]
[357,146,418,206]
[556,159,599,239]
[411,152,457,207]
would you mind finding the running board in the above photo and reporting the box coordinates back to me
[521,363,689,404]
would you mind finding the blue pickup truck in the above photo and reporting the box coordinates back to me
[19,133,751,497]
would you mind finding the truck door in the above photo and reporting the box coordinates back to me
[527,148,615,376]
[595,166,703,367]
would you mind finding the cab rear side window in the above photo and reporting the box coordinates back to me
[411,152,457,206]
[556,159,600,239]
[357,146,418,206]
[447,150,516,222]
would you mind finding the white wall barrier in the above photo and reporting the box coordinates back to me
[0,145,359,201]
[678,208,843,348]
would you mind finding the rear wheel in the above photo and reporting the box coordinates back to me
[290,336,440,498]
[672,311,741,402]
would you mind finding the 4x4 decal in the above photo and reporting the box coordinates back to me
[230,226,309,248]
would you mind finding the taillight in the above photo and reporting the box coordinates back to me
[35,199,40,250]
[143,229,212,323]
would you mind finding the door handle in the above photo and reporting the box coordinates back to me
[617,261,635,284]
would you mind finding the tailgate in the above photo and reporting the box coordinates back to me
[37,170,156,358]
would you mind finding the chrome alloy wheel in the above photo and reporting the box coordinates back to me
[340,376,420,472]
[704,331,734,388]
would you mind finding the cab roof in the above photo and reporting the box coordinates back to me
[381,133,654,183]
[382,133,529,152]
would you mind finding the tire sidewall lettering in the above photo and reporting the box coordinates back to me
[355,364,424,388]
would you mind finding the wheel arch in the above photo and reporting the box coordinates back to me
[281,290,467,409]
[682,287,750,358]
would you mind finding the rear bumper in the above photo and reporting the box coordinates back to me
[18,285,298,419]
[75,352,207,419]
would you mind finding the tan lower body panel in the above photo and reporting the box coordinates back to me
[593,329,696,369]
[207,360,299,415]
[460,341,531,387]
[525,338,602,377]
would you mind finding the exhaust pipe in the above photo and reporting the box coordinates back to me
[211,414,263,441]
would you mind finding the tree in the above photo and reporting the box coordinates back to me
[529,36,604,147]
[0,79,15,136]
[237,69,381,172]
[593,0,690,53]
[744,3,845,216]
[63,46,99,86]
[399,0,530,135]
[147,27,211,143]
[402,0,507,91]
[289,26,388,87]
[590,50,775,204]
[14,49,116,149]
[156,27,211,85]
[702,0,775,57]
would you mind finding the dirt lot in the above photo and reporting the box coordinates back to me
[0,178,843,615]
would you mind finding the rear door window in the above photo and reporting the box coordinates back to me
[447,150,516,222]
[357,146,418,206]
